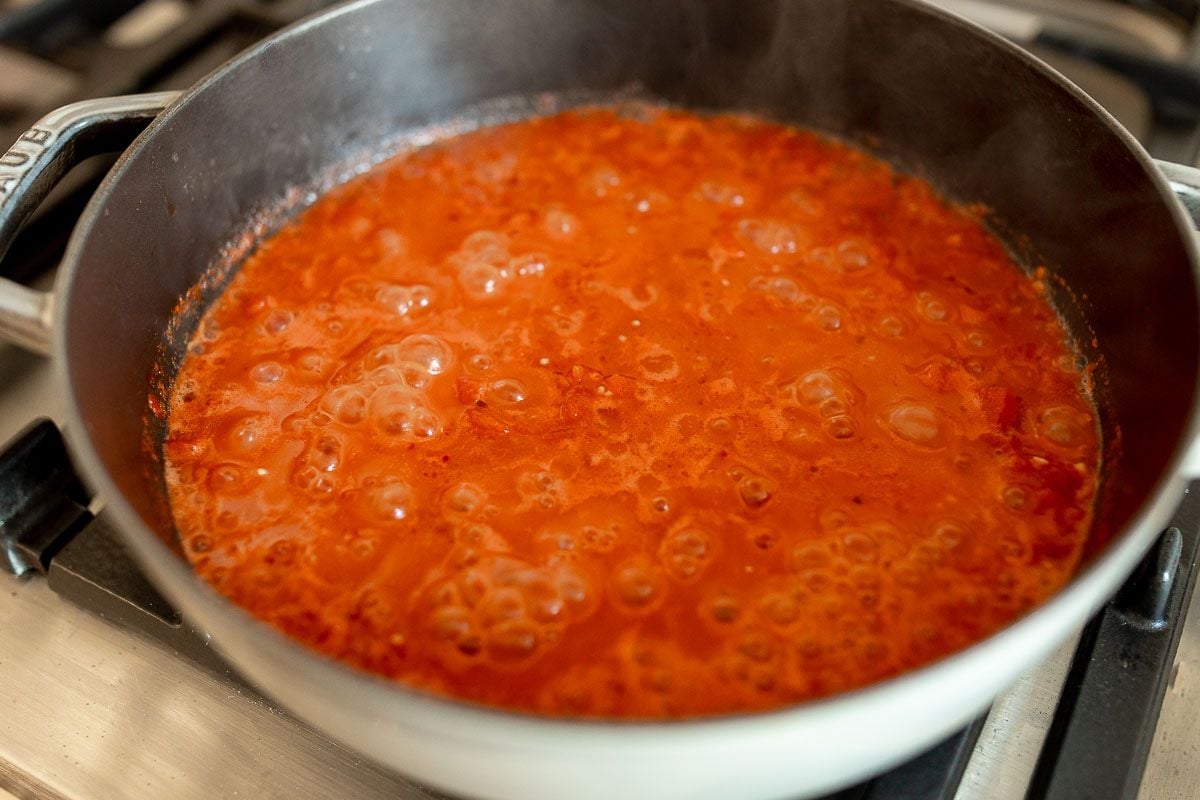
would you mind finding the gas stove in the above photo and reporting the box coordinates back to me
[3,1,1200,799]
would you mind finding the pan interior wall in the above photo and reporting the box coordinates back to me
[62,0,1198,564]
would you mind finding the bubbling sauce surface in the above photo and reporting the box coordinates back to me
[164,107,1099,718]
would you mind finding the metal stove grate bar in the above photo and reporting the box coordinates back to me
[1026,488,1200,800]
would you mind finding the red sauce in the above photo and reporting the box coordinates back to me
[163,107,1099,718]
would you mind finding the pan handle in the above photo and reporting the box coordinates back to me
[1155,159,1200,477]
[0,91,181,356]
[1156,159,1200,229]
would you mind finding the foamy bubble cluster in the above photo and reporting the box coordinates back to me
[698,181,746,207]
[290,349,325,381]
[309,333,455,443]
[366,363,429,390]
[917,291,954,323]
[729,465,774,509]
[611,558,667,613]
[786,188,823,218]
[292,433,342,494]
[445,483,487,514]
[659,525,712,583]
[371,386,440,439]
[814,304,842,332]
[363,477,413,521]
[449,230,551,301]
[250,361,284,384]
[756,591,797,628]
[964,330,991,351]
[842,530,879,563]
[748,276,811,307]
[795,371,836,404]
[588,166,621,197]
[217,413,267,454]
[459,262,503,299]
[206,463,244,495]
[488,378,528,405]
[371,333,453,376]
[262,309,293,335]
[473,152,517,186]
[738,218,799,255]
[874,312,908,339]
[544,208,578,239]
[747,276,843,331]
[519,469,564,511]
[1002,485,1029,511]
[1037,405,1091,451]
[810,240,874,274]
[427,553,595,664]
[638,345,680,382]
[374,283,433,318]
[883,401,945,448]
[376,227,406,256]
[321,384,368,425]
[787,369,860,440]
[509,253,547,278]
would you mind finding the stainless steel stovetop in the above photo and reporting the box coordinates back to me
[5,1,1200,799]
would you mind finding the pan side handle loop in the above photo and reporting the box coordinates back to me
[1156,160,1200,478]
[1157,159,1200,230]
[0,92,181,356]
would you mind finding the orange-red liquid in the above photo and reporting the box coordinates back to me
[164,107,1098,718]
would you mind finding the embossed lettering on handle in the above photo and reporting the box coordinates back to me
[0,91,180,355]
